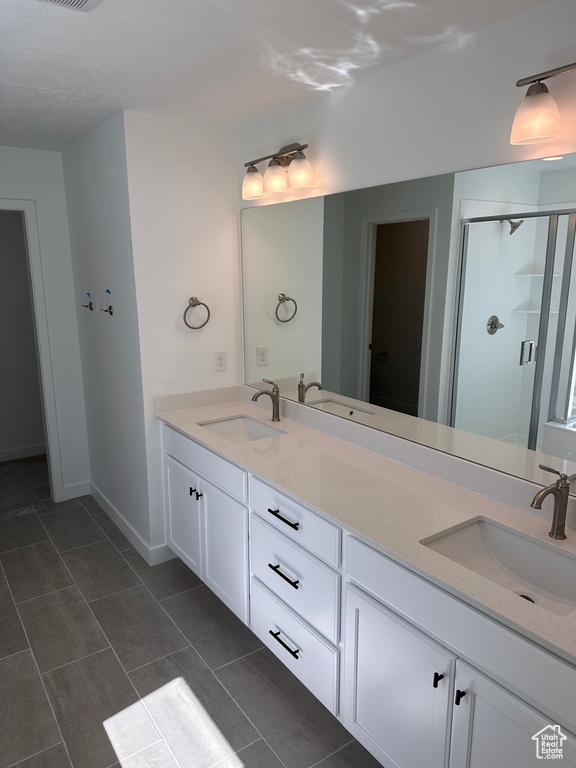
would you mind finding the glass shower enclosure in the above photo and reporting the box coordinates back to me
[451,210,576,459]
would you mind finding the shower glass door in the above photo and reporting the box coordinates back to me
[452,210,576,455]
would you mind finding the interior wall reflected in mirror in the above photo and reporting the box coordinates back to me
[241,154,576,481]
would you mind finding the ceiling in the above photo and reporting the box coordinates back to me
[0,0,554,150]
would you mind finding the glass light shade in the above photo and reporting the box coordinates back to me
[287,152,315,189]
[510,84,562,145]
[263,160,288,194]
[242,166,265,199]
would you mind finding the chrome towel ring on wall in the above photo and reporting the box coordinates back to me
[275,293,297,323]
[183,296,211,329]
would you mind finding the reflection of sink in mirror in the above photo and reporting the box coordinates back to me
[421,518,576,616]
[308,398,374,420]
[197,416,287,443]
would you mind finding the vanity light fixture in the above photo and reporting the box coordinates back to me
[510,62,576,145]
[242,143,315,200]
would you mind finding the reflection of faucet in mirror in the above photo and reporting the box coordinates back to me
[298,373,323,403]
[530,465,571,540]
[252,379,281,422]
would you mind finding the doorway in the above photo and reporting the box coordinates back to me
[0,199,63,503]
[368,220,429,416]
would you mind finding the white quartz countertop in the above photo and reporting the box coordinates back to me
[157,399,576,666]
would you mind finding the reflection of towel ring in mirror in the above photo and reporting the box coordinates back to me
[183,296,210,329]
[275,293,297,323]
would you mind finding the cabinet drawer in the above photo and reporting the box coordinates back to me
[163,425,247,502]
[251,515,340,644]
[251,578,339,714]
[250,476,340,566]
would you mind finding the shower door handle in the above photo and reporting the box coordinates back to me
[520,340,536,366]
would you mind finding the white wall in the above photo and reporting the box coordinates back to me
[0,146,89,498]
[237,0,576,201]
[63,113,152,550]
[122,111,240,553]
[0,211,45,462]
[242,197,324,386]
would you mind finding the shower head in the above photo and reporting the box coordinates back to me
[507,219,524,235]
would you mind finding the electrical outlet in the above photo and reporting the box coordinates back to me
[256,346,268,366]
[214,350,227,372]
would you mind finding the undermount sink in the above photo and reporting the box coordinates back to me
[197,415,286,444]
[421,517,576,616]
[307,398,374,419]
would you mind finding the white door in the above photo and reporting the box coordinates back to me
[344,586,454,768]
[450,661,576,767]
[202,478,248,623]
[165,455,202,577]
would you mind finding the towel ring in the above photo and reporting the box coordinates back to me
[275,293,297,323]
[183,296,210,329]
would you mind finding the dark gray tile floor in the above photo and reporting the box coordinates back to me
[0,459,382,768]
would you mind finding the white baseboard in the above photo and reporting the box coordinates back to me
[62,480,91,500]
[89,482,175,566]
[0,443,46,463]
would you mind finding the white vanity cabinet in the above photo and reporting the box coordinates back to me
[163,425,249,622]
[450,662,576,767]
[345,585,454,768]
[344,535,576,768]
[248,477,342,714]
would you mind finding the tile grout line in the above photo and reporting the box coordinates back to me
[3,566,75,768]
[4,741,67,768]
[114,553,285,768]
[87,582,146,605]
[208,660,290,768]
[38,503,187,768]
[15,584,77,606]
[206,736,264,768]
[306,738,357,768]
[211,644,266,672]
[56,535,109,555]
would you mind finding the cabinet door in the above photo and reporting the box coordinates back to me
[450,661,576,768]
[202,478,248,623]
[165,455,202,577]
[344,586,454,768]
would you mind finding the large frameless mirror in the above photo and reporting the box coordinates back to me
[241,154,576,486]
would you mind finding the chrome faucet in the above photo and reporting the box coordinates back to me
[530,464,571,540]
[252,379,281,422]
[298,373,323,403]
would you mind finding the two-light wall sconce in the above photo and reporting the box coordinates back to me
[242,142,315,200]
[511,61,576,145]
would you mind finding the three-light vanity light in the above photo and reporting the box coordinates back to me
[511,61,576,145]
[242,142,315,200]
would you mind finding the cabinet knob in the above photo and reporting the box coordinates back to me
[195,491,203,501]
[189,487,196,496]
[455,689,467,706]
[433,672,444,689]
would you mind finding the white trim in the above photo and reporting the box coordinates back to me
[90,481,175,565]
[356,208,438,419]
[0,198,65,501]
[0,444,46,463]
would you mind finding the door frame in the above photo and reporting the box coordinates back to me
[1,198,63,501]
[356,208,438,419]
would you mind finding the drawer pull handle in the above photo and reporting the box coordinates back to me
[433,672,444,688]
[268,508,300,530]
[268,563,300,589]
[195,491,203,501]
[269,630,300,659]
[455,690,467,706]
